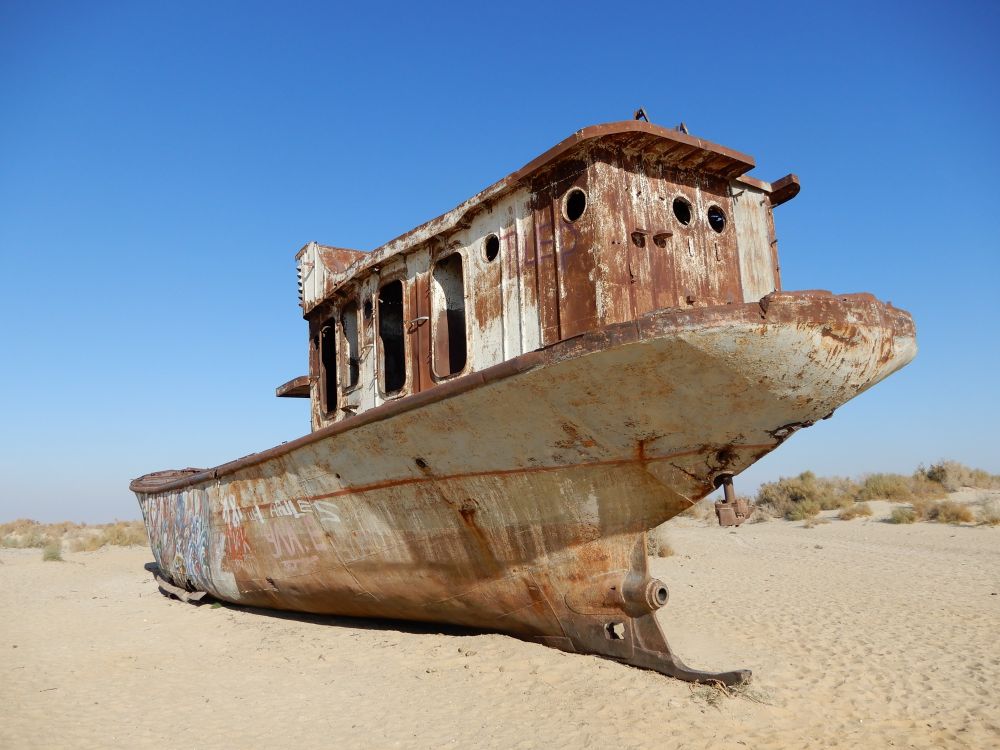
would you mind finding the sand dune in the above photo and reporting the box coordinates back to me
[2,501,998,749]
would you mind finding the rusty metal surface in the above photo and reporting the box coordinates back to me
[714,476,750,526]
[133,292,915,683]
[133,122,917,684]
[275,375,309,398]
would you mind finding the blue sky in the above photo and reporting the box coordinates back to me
[1,1,998,522]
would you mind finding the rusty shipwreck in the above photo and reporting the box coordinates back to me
[132,120,916,685]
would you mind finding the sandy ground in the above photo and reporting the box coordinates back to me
[2,500,998,749]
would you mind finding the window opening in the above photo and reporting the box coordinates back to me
[672,197,692,225]
[565,188,587,221]
[707,205,727,233]
[432,253,468,377]
[341,301,360,390]
[320,318,337,414]
[484,234,500,262]
[378,280,406,394]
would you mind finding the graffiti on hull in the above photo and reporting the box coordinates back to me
[143,488,214,592]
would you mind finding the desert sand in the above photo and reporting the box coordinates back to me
[2,499,998,749]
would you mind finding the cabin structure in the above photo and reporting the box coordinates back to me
[278,122,799,432]
[277,121,799,430]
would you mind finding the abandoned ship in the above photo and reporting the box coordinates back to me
[131,119,916,685]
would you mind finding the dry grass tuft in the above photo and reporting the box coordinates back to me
[927,500,975,525]
[756,472,858,520]
[785,499,821,521]
[753,462,995,526]
[909,497,935,521]
[42,542,63,562]
[68,521,148,552]
[838,502,873,520]
[855,473,946,503]
[689,679,771,708]
[917,461,1000,492]
[977,495,1000,526]
[856,473,915,502]
[1,519,148,552]
[689,683,726,710]
[888,507,917,524]
[902,498,975,524]
[0,519,61,549]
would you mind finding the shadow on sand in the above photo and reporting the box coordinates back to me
[143,560,493,641]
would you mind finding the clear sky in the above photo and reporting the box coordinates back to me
[1,1,998,522]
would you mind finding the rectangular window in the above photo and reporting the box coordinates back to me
[341,300,360,391]
[432,253,467,377]
[320,317,337,414]
[378,280,406,394]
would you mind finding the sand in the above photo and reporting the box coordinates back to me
[2,500,999,749]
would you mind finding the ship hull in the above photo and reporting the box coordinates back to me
[133,290,915,683]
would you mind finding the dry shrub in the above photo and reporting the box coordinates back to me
[99,521,148,547]
[69,533,104,552]
[785,499,821,521]
[1,519,148,552]
[756,471,856,519]
[908,474,950,500]
[1,518,43,536]
[42,542,63,562]
[69,521,148,551]
[904,498,975,524]
[888,507,917,524]
[839,502,873,520]
[927,500,974,524]
[0,519,58,549]
[910,496,935,521]
[977,496,1000,526]
[856,473,914,502]
[918,461,1000,492]
[855,473,945,503]
[646,527,675,558]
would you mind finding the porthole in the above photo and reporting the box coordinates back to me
[484,233,500,262]
[707,205,727,233]
[564,188,587,222]
[672,197,692,226]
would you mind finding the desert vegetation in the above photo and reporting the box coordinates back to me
[0,519,148,552]
[838,502,873,520]
[754,461,999,526]
[977,495,1000,526]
